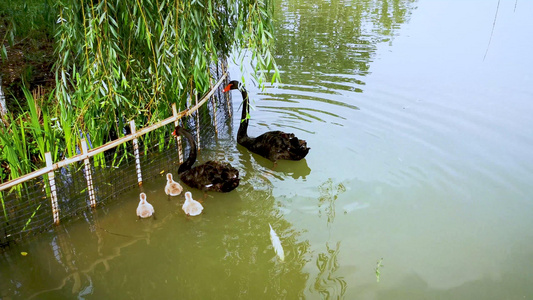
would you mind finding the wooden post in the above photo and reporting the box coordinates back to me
[0,77,9,124]
[223,62,232,119]
[129,120,143,186]
[172,103,183,164]
[45,152,60,225]
[194,91,201,151]
[210,78,219,137]
[81,139,96,208]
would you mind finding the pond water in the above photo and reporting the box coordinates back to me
[2,0,533,298]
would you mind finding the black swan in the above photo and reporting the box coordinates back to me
[223,80,310,163]
[172,126,240,192]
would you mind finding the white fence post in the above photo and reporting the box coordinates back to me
[81,139,96,208]
[172,103,183,164]
[222,62,232,119]
[194,92,201,151]
[210,78,219,137]
[45,152,60,225]
[129,120,143,186]
[0,77,8,123]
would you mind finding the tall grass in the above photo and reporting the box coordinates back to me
[0,0,55,47]
[0,88,48,221]
[0,87,57,180]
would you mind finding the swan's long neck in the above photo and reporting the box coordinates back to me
[177,127,197,174]
[237,87,250,142]
[185,192,192,203]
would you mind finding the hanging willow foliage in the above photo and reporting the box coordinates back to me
[0,0,278,182]
[53,0,279,156]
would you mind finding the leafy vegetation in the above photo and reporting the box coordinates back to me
[0,0,279,182]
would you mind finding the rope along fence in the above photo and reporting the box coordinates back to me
[0,65,234,248]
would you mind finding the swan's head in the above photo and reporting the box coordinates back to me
[223,80,242,93]
[184,191,193,201]
[172,125,186,137]
[166,173,173,181]
[139,192,147,203]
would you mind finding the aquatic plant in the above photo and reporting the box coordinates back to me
[375,258,384,282]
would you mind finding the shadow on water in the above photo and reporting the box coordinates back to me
[237,143,311,181]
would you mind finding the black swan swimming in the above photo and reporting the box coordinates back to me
[223,80,310,163]
[173,126,240,192]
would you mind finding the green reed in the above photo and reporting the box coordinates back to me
[0,192,6,222]
[0,114,33,181]
[0,87,57,179]
[22,88,58,162]
[21,203,41,232]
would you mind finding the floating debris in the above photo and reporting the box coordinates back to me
[269,224,285,261]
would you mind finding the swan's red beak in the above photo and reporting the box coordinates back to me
[223,83,232,93]
[172,129,177,136]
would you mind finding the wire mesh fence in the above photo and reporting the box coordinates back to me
[0,176,52,246]
[0,60,235,249]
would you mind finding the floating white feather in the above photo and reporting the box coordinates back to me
[269,223,285,261]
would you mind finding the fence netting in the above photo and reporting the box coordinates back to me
[0,60,235,248]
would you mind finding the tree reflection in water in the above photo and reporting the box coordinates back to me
[312,241,347,299]
[318,178,347,227]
